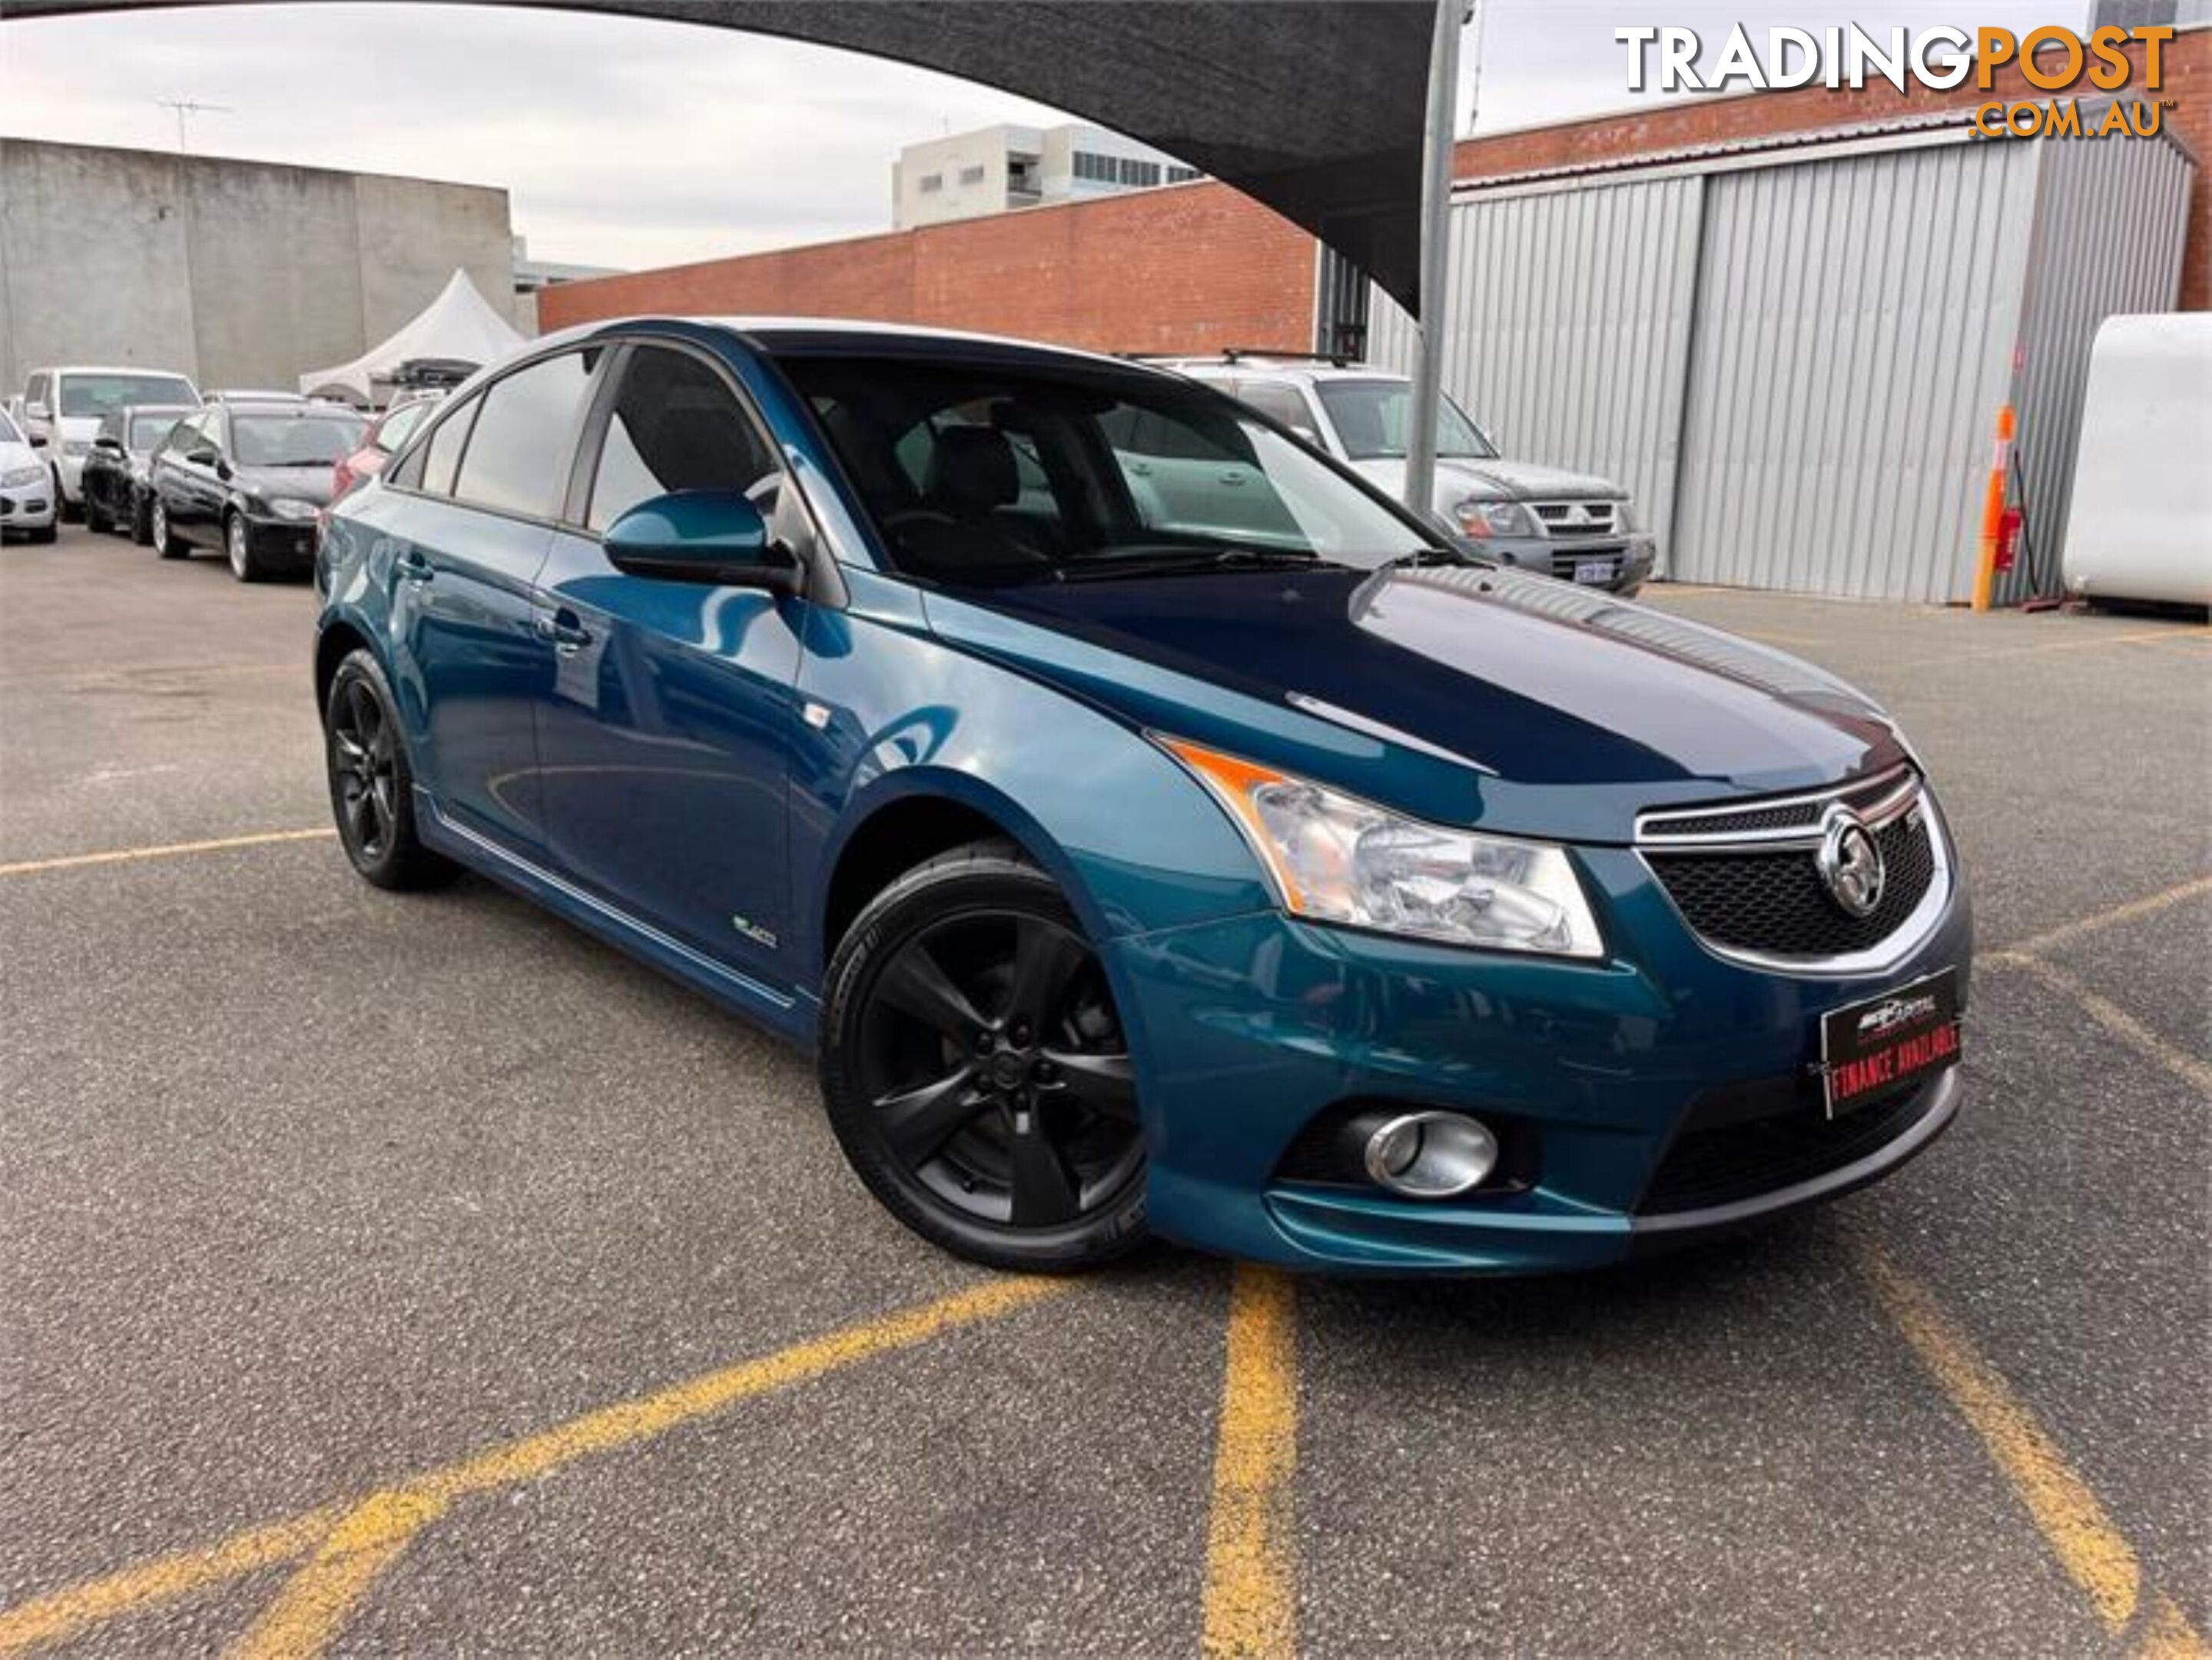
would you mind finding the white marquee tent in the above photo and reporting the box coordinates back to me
[300,268,525,404]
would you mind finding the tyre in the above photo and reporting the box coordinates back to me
[820,842,1147,1271]
[56,471,81,523]
[151,496,187,559]
[84,490,111,534]
[323,649,459,892]
[225,512,264,582]
[130,496,153,546]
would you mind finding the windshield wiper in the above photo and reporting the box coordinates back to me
[1056,547,1322,583]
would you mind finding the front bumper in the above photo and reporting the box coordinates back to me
[1,476,57,530]
[1454,533,1657,595]
[241,510,322,569]
[1106,842,1972,1273]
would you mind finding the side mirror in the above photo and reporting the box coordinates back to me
[602,490,797,592]
[28,430,48,449]
[25,400,50,423]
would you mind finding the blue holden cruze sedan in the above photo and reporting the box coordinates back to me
[313,317,1971,1274]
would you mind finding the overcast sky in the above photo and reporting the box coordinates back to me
[0,2,2087,273]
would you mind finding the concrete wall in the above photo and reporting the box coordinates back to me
[0,140,515,397]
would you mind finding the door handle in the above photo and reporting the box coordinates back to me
[396,549,434,583]
[536,609,593,650]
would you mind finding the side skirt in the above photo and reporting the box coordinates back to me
[415,788,819,1045]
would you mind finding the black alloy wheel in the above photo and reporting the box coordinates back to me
[322,649,456,891]
[821,845,1147,1270]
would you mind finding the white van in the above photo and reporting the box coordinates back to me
[17,366,203,520]
[2061,314,2212,608]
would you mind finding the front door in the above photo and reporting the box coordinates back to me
[533,340,806,977]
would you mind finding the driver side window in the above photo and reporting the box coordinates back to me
[586,346,782,533]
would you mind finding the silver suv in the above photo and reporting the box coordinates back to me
[1162,352,1655,596]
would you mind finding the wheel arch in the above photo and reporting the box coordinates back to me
[815,772,1091,974]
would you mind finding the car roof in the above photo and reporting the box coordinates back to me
[220,399,359,416]
[35,366,200,380]
[551,315,1156,380]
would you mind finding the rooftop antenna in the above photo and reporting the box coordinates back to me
[155,98,233,154]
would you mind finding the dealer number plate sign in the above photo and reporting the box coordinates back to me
[1819,967,1962,1119]
[1572,559,1617,586]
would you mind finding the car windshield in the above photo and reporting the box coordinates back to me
[129,413,188,451]
[59,374,197,419]
[1315,380,1497,461]
[780,354,1434,587]
[232,413,366,467]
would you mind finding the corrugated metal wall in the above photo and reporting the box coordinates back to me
[1672,140,2040,601]
[1368,126,2194,604]
[1366,174,1703,549]
[2005,131,2195,604]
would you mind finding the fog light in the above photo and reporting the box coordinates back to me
[1362,1111,1498,1199]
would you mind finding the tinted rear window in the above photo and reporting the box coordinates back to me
[452,353,594,518]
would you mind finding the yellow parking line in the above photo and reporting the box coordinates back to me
[1200,1265,1299,1660]
[1885,626,2211,671]
[1983,951,2212,1095]
[1862,1247,2169,1641]
[1999,875,2212,958]
[0,1277,1068,1658]
[0,1509,345,1654]
[0,828,335,878]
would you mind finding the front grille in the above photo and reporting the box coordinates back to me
[1637,1075,1942,1214]
[1647,805,1938,959]
[1532,499,1620,539]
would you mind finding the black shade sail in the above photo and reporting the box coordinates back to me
[5,0,1438,312]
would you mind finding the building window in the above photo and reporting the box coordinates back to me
[917,173,943,194]
[1166,165,1201,184]
[958,164,986,185]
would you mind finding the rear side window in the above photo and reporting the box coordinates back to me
[586,346,781,532]
[453,352,594,518]
[1235,380,1316,436]
[376,401,431,453]
[419,397,479,496]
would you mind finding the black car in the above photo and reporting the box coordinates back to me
[147,400,366,580]
[81,404,197,543]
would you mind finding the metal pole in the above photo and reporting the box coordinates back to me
[1403,0,1468,526]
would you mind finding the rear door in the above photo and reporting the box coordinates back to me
[532,339,807,974]
[380,349,599,855]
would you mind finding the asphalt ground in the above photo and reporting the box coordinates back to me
[1,524,2205,1658]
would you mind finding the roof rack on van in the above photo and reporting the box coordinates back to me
[1219,346,1352,368]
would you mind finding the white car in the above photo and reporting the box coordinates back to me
[0,408,58,543]
[1160,353,1656,595]
[16,366,203,520]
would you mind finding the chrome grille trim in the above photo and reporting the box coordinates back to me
[1635,763,1917,851]
[1633,769,1956,978]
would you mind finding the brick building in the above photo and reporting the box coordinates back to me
[540,28,2209,344]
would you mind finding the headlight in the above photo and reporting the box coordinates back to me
[1159,738,1603,958]
[1,464,44,488]
[1451,497,1537,540]
[267,498,319,520]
